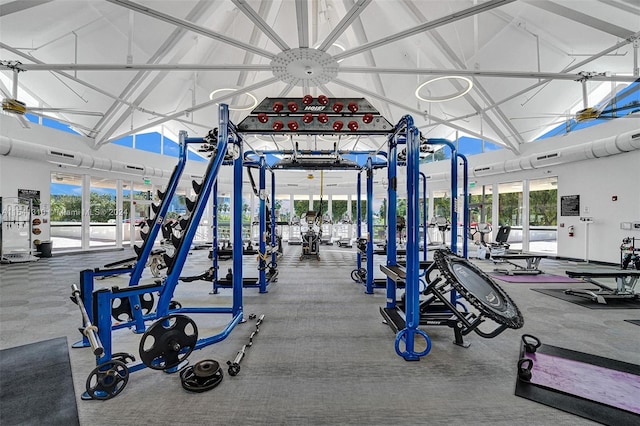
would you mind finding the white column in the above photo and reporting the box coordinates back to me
[81,174,91,250]
[115,179,123,248]
[522,179,530,252]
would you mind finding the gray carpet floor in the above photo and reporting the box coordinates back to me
[1,246,639,425]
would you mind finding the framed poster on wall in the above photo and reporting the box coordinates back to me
[560,194,580,216]
[18,189,41,215]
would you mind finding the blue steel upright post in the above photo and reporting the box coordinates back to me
[231,118,244,316]
[386,139,398,307]
[356,172,362,272]
[394,116,431,361]
[258,157,267,293]
[365,158,374,294]
[457,153,469,258]
[270,171,277,269]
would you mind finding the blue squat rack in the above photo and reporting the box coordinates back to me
[71,104,249,399]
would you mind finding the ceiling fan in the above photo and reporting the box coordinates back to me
[1,64,103,130]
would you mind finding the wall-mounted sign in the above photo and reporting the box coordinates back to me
[560,194,580,216]
[18,189,41,215]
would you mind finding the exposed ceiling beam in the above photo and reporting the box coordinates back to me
[7,64,274,71]
[295,0,309,48]
[12,63,636,82]
[105,0,276,60]
[401,0,521,145]
[317,0,372,51]
[0,0,52,17]
[95,0,214,144]
[102,76,281,145]
[346,0,393,121]
[236,1,275,88]
[523,0,635,39]
[232,0,290,51]
[474,30,640,116]
[334,0,516,61]
[596,0,640,15]
[338,67,638,82]
[332,78,512,152]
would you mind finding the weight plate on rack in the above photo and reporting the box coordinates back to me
[139,314,198,370]
[111,292,155,322]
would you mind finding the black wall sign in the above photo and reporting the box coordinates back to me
[560,194,580,216]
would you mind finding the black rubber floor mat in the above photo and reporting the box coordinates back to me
[0,337,80,426]
[531,288,640,309]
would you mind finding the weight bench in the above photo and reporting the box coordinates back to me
[492,253,547,275]
[564,269,640,304]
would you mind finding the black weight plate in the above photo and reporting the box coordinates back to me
[140,292,155,314]
[193,359,220,378]
[180,362,223,393]
[111,297,132,322]
[434,250,524,329]
[139,314,198,370]
[86,360,129,400]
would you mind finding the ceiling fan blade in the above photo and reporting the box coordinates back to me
[27,107,103,116]
[510,115,574,120]
[15,114,31,129]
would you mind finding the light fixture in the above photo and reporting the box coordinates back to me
[415,76,473,102]
[209,88,258,111]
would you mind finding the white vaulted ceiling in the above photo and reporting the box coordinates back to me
[0,0,639,158]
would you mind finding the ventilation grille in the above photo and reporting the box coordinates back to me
[536,152,560,161]
[49,150,75,159]
[125,164,144,171]
[631,133,640,140]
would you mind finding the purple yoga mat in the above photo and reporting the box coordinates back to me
[526,352,640,414]
[490,274,580,283]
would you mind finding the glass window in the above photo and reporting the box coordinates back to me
[89,177,117,248]
[113,135,133,148]
[498,181,523,251]
[163,136,180,157]
[432,192,451,220]
[331,196,348,223]
[293,195,310,220]
[135,132,162,154]
[529,177,558,254]
[50,173,83,251]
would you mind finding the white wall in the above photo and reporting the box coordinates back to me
[556,150,640,263]
[421,118,640,263]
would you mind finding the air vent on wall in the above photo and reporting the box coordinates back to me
[49,150,75,159]
[474,166,492,173]
[125,164,144,171]
[536,152,559,161]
